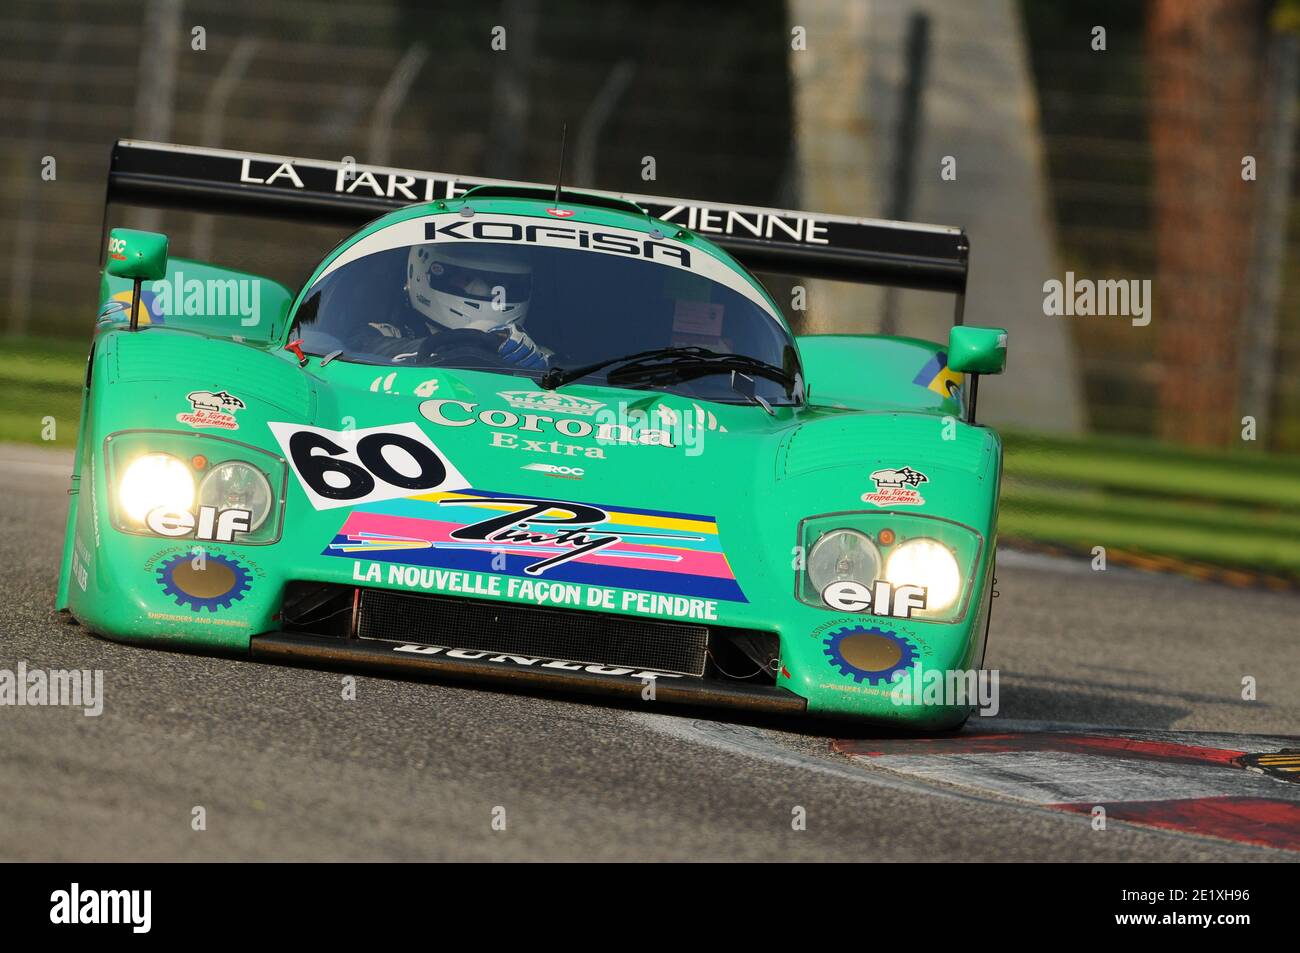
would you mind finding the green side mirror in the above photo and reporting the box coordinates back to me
[105,228,169,282]
[948,325,1008,375]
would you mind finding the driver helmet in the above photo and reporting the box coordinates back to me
[407,243,532,331]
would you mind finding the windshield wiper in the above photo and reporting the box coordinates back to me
[540,346,710,390]
[540,346,793,392]
[609,353,793,390]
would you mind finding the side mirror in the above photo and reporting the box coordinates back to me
[948,325,1008,375]
[106,228,169,281]
[947,326,1007,425]
[105,228,168,330]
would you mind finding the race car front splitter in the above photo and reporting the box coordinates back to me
[250,631,808,716]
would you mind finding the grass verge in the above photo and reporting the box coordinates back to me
[0,336,87,447]
[1002,431,1300,579]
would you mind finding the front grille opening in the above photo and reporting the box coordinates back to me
[280,583,781,686]
[358,587,709,677]
[709,629,780,684]
[282,582,354,638]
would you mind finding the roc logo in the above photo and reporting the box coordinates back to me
[522,462,584,479]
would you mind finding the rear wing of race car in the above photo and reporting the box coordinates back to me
[105,140,970,323]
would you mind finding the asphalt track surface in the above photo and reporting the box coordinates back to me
[1,443,1297,862]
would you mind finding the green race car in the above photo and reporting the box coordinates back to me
[57,141,1008,729]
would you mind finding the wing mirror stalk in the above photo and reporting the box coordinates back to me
[104,228,169,331]
[946,326,1008,425]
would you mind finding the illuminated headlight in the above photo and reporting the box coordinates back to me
[808,529,881,590]
[118,453,195,523]
[198,461,273,530]
[885,537,961,610]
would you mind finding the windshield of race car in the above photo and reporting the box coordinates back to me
[290,224,801,405]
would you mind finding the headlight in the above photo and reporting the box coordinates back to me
[885,537,961,610]
[118,453,195,523]
[198,461,273,530]
[808,529,881,590]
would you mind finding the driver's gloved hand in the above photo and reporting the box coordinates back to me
[492,324,552,370]
[361,329,427,362]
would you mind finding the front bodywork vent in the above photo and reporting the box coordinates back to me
[778,412,993,481]
[356,588,709,676]
[111,332,311,415]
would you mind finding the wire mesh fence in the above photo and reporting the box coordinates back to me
[0,0,794,332]
[1024,0,1300,449]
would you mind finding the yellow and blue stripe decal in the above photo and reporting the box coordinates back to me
[913,351,962,398]
[98,288,166,326]
[324,488,747,602]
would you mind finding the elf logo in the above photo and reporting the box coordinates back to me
[146,505,252,541]
[50,883,151,933]
[821,580,928,619]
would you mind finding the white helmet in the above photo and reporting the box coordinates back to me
[407,243,532,331]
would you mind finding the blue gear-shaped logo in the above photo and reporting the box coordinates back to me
[822,625,918,685]
[157,552,251,612]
